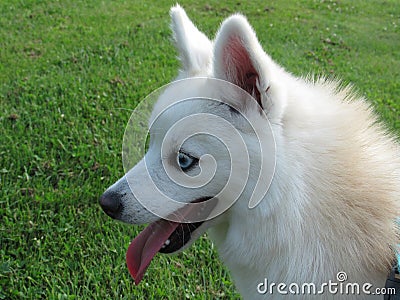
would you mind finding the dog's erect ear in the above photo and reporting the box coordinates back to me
[170,5,212,77]
[213,15,286,119]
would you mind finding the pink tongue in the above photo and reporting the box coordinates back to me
[126,219,179,285]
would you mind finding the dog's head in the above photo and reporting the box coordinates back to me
[99,5,286,284]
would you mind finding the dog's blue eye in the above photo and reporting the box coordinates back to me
[177,152,197,171]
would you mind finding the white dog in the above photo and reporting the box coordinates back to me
[100,5,400,299]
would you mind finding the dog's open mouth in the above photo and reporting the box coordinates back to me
[158,220,204,254]
[126,197,216,285]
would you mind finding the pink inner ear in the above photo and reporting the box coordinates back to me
[223,36,261,106]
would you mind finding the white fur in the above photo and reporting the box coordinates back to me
[102,6,400,299]
[170,5,212,78]
[213,14,288,123]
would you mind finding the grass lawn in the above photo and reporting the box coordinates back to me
[1,0,399,299]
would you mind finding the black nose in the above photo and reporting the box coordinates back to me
[99,190,123,219]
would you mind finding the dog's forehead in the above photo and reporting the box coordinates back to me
[150,79,207,124]
[149,78,252,126]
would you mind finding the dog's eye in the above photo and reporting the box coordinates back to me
[177,151,197,171]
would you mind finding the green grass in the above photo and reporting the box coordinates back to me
[1,0,399,299]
